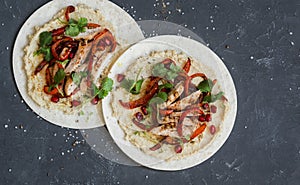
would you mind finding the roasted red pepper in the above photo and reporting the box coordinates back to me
[177,107,204,136]
[65,6,75,21]
[159,109,174,116]
[51,37,73,60]
[51,26,66,36]
[34,60,48,75]
[182,58,191,73]
[190,124,207,140]
[119,77,160,109]
[87,23,101,29]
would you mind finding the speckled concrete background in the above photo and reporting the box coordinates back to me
[0,0,299,184]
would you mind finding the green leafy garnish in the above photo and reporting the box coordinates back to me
[152,63,182,80]
[156,92,168,102]
[65,18,88,36]
[58,59,70,66]
[39,31,52,47]
[159,83,173,90]
[49,69,65,96]
[120,69,144,94]
[203,92,224,103]
[34,31,53,61]
[93,77,114,99]
[197,79,214,92]
[72,71,88,86]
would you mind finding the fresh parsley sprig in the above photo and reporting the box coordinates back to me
[197,79,224,103]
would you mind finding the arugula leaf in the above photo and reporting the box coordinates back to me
[39,31,52,47]
[197,79,214,92]
[203,92,224,103]
[65,18,88,36]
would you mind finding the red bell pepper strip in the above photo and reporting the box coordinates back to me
[34,60,48,75]
[190,73,207,80]
[159,109,174,116]
[87,23,101,29]
[182,58,191,73]
[177,107,204,136]
[51,37,73,60]
[119,77,160,109]
[190,124,207,140]
[65,6,75,21]
[51,26,66,36]
[43,86,58,95]
[149,142,162,151]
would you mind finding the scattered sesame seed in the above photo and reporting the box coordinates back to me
[4,125,8,128]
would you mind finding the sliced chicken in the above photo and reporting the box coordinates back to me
[167,90,202,111]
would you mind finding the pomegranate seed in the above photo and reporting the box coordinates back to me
[199,115,206,122]
[72,100,81,107]
[202,103,209,109]
[51,96,59,103]
[211,105,217,113]
[141,106,148,115]
[210,125,216,135]
[117,74,125,82]
[174,145,183,153]
[135,112,144,121]
[91,96,99,105]
[205,114,212,122]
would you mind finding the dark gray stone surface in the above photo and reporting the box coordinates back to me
[0,0,299,184]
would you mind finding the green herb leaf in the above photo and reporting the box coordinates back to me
[35,47,53,61]
[197,79,213,92]
[156,92,168,101]
[203,91,224,103]
[101,77,114,92]
[39,31,52,47]
[130,79,144,94]
[54,69,66,84]
[152,62,182,80]
[159,83,173,90]
[72,71,87,86]
[93,77,114,99]
[65,18,88,37]
[58,59,70,66]
[98,89,109,99]
[120,79,135,91]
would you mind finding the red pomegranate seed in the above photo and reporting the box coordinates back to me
[199,115,206,122]
[72,100,81,107]
[202,103,209,109]
[174,145,183,153]
[210,125,216,135]
[117,74,125,82]
[135,112,144,121]
[205,114,212,122]
[91,96,99,105]
[211,105,217,113]
[51,96,59,103]
[141,106,148,115]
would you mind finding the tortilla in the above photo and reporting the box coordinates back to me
[110,50,229,161]
[13,0,144,129]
